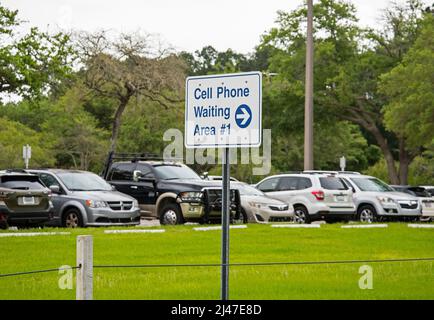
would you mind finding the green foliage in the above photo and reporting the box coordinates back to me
[0,117,55,168]
[381,14,434,148]
[0,3,75,99]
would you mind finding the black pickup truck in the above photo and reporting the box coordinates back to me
[101,153,241,225]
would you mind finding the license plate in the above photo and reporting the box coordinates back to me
[21,196,35,205]
[425,202,432,208]
[336,195,345,202]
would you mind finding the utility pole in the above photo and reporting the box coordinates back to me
[304,0,314,170]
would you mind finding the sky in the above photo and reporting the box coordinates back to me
[4,0,399,54]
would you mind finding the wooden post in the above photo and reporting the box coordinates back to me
[76,235,93,300]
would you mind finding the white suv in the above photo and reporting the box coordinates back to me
[337,173,421,222]
[254,173,356,223]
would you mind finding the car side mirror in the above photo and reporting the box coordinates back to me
[133,170,142,182]
[201,171,209,180]
[111,185,116,191]
[49,185,60,194]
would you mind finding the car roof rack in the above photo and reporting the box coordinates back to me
[101,152,184,179]
[303,170,362,175]
[4,169,29,174]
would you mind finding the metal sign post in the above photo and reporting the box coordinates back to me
[340,156,346,172]
[185,72,262,300]
[22,144,31,169]
[221,147,230,300]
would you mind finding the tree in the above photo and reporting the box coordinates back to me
[77,31,186,154]
[258,0,373,172]
[324,0,427,184]
[380,13,434,154]
[41,85,110,171]
[0,3,75,99]
[0,117,55,168]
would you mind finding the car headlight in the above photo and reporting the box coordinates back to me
[248,201,267,209]
[377,196,395,204]
[179,192,203,202]
[85,200,108,208]
[133,200,139,208]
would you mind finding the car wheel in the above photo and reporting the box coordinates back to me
[294,205,311,224]
[62,209,84,228]
[357,205,377,223]
[160,203,183,225]
[0,214,8,230]
[232,208,248,224]
[0,220,8,230]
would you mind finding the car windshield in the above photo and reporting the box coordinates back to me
[153,165,201,180]
[57,172,112,191]
[237,184,264,196]
[350,177,394,192]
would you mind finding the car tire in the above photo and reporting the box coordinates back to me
[357,205,377,223]
[294,205,311,224]
[231,208,248,224]
[160,203,184,225]
[62,208,84,228]
[0,220,8,230]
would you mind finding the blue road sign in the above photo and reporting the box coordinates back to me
[235,104,252,128]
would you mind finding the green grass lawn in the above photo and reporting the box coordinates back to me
[0,223,434,300]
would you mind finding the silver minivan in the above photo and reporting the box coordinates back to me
[28,169,141,228]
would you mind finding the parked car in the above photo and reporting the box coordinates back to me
[233,183,294,223]
[0,170,54,229]
[420,186,434,197]
[27,169,141,228]
[254,173,355,223]
[335,174,421,223]
[391,185,434,222]
[101,153,242,225]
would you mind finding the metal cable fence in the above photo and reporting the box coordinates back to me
[2,257,434,278]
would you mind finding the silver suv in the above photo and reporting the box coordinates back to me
[337,173,421,223]
[254,173,355,223]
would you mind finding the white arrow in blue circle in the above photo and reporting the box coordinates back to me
[235,104,252,128]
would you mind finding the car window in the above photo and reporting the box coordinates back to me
[350,177,394,192]
[135,164,155,178]
[39,173,60,188]
[319,177,348,190]
[110,163,135,181]
[153,165,201,180]
[257,178,280,192]
[298,177,313,190]
[278,177,299,191]
[0,180,45,190]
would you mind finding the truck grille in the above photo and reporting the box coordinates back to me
[107,201,133,211]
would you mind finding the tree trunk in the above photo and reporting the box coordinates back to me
[398,138,411,185]
[110,97,130,154]
[364,123,400,185]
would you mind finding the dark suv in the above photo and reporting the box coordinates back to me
[0,170,53,229]
[102,153,241,225]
